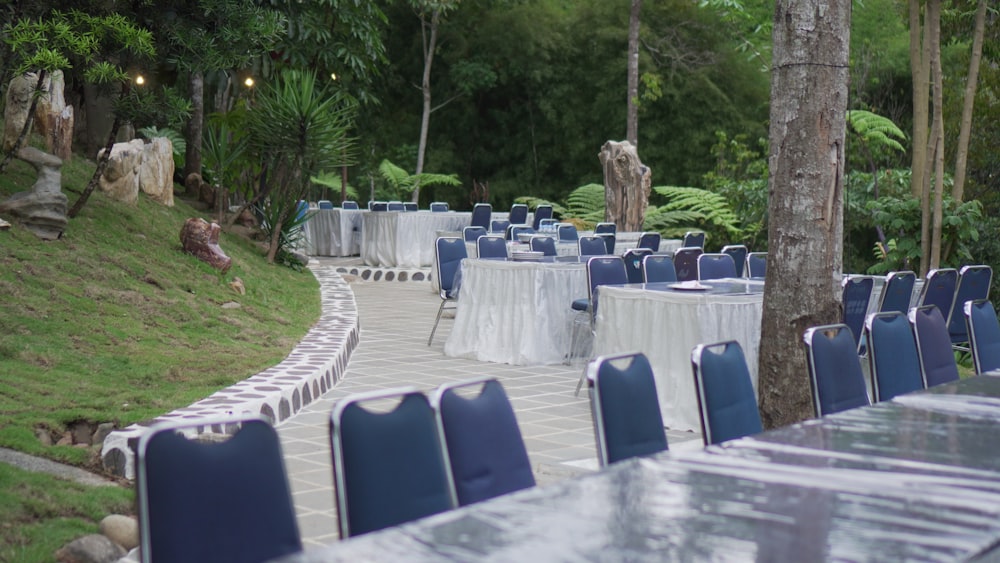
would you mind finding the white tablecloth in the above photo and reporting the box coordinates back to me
[593,280,764,431]
[303,208,364,256]
[362,211,472,268]
[444,258,587,365]
[464,235,683,258]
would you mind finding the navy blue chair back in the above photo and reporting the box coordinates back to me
[673,247,704,282]
[588,352,668,466]
[330,389,454,538]
[531,205,553,231]
[403,202,418,212]
[137,417,302,563]
[477,235,508,259]
[909,305,960,388]
[429,201,449,212]
[595,222,617,235]
[371,201,388,212]
[530,236,558,257]
[586,255,629,319]
[537,218,557,231]
[949,265,993,344]
[803,324,871,416]
[429,237,467,345]
[556,223,578,242]
[508,203,529,225]
[470,203,493,229]
[578,235,608,256]
[682,231,706,248]
[509,225,535,241]
[463,226,487,243]
[622,248,653,284]
[917,268,958,324]
[746,252,767,278]
[864,311,923,402]
[841,277,875,350]
[877,270,916,314]
[690,340,763,445]
[433,378,535,506]
[636,232,661,251]
[597,233,616,254]
[342,200,359,210]
[697,253,737,281]
[721,245,748,278]
[387,201,405,212]
[318,199,334,210]
[491,219,511,234]
[642,254,677,283]
[966,299,1000,374]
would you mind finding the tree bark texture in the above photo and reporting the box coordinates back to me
[758,0,851,429]
[184,71,205,185]
[928,0,944,270]
[626,0,641,146]
[599,140,650,232]
[910,0,933,275]
[951,0,986,204]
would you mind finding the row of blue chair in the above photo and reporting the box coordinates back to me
[470,203,553,232]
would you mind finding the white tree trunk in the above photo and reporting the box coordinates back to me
[413,9,440,203]
[626,0,641,146]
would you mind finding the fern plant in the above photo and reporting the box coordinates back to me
[847,110,906,156]
[378,159,461,201]
[311,172,360,202]
[646,186,742,243]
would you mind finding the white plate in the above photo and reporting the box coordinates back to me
[669,281,710,291]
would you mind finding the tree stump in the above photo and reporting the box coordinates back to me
[599,140,651,232]
[0,147,68,240]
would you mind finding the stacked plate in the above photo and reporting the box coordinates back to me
[511,251,544,262]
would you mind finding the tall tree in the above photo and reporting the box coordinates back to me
[757,0,851,428]
[951,0,988,204]
[626,0,641,146]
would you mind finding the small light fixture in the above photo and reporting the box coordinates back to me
[135,75,145,86]
[330,73,337,81]
[244,77,255,88]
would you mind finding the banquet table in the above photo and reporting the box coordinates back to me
[361,211,472,268]
[272,375,1000,562]
[464,235,682,258]
[443,257,587,365]
[302,208,364,257]
[593,279,765,431]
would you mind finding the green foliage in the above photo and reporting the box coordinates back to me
[847,109,907,162]
[138,125,187,170]
[115,86,192,131]
[162,0,286,73]
[647,186,742,243]
[563,184,606,225]
[377,159,461,201]
[311,172,360,202]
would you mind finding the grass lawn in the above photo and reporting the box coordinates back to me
[1,148,320,560]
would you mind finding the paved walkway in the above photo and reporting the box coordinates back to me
[280,259,702,549]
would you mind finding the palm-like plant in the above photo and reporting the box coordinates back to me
[377,159,461,201]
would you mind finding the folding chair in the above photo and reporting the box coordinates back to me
[721,245,748,278]
[673,246,704,282]
[403,202,418,212]
[622,248,653,284]
[594,222,617,235]
[596,233,616,254]
[531,204,553,231]
[877,270,916,314]
[429,201,449,212]
[682,231,706,248]
[965,299,1000,374]
[428,237,467,346]
[341,200,360,210]
[529,235,558,257]
[556,223,578,242]
[697,253,737,281]
[463,226,487,243]
[470,203,493,230]
[387,201,405,211]
[136,416,302,563]
[370,201,388,212]
[572,256,629,383]
[587,352,668,466]
[841,276,874,352]
[491,220,511,235]
[508,225,535,242]
[317,199,334,210]
[636,232,661,252]
[948,265,993,349]
[642,254,677,283]
[508,203,529,225]
[909,305,961,388]
[916,268,958,325]
[746,252,767,278]
[476,235,509,259]
[578,235,608,256]
[864,311,924,402]
[691,340,762,445]
[803,324,871,417]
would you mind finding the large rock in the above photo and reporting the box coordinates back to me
[3,73,36,152]
[0,146,67,240]
[99,514,139,551]
[138,137,174,206]
[54,534,125,563]
[180,217,232,273]
[34,70,74,161]
[98,139,143,205]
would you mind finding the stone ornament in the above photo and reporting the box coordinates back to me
[0,146,67,240]
[180,217,232,273]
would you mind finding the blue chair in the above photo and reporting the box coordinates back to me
[432,377,535,506]
[508,203,529,225]
[428,237,467,346]
[864,311,924,402]
[370,201,388,212]
[530,235,557,257]
[595,222,616,235]
[877,270,916,314]
[909,305,961,388]
[596,233,616,254]
[477,235,508,259]
[295,200,309,222]
[317,199,334,210]
[803,324,871,417]
[636,232,661,251]
[463,226,487,243]
[556,223,578,242]
[746,252,767,278]
[622,248,653,284]
[682,231,706,248]
[690,340,763,445]
[642,254,677,283]
[531,204,553,231]
[403,201,418,212]
[537,218,557,232]
[387,201,405,211]
[721,245,748,278]
[948,265,993,347]
[136,416,302,563]
[673,247,703,282]
[587,352,668,466]
[916,268,958,325]
[470,203,493,230]
[342,200,360,210]
[841,276,875,351]
[572,256,629,388]
[491,219,511,235]
[578,235,607,256]
[430,201,449,212]
[697,253,737,281]
[330,388,454,538]
[508,225,535,242]
[965,299,1000,374]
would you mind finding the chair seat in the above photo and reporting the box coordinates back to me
[571,298,589,312]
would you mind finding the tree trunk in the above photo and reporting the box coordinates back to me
[928,0,944,270]
[413,9,440,203]
[341,164,349,204]
[951,0,986,204]
[910,0,932,276]
[184,71,205,184]
[0,70,47,173]
[599,140,650,232]
[757,0,851,429]
[626,0,641,146]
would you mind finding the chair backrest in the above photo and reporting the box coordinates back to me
[578,235,608,256]
[594,222,617,235]
[477,235,509,259]
[586,255,629,319]
[682,231,706,248]
[371,201,388,212]
[621,248,653,284]
[342,200,360,210]
[470,203,493,229]
[877,270,916,314]
[673,247,704,282]
[429,201,449,212]
[916,268,958,323]
[596,233,616,254]
[531,204,553,230]
[295,200,309,222]
[966,299,1000,374]
[330,388,454,538]
[690,340,762,445]
[864,311,924,402]
[949,265,993,343]
[509,225,535,241]
[403,202,418,212]
[432,377,535,506]
[909,305,960,388]
[841,276,875,350]
[508,203,529,225]
[387,201,405,212]
[721,245,748,278]
[530,235,557,256]
[317,199,334,210]
[463,225,487,243]
[636,232,661,251]
[556,223,578,242]
[538,218,557,231]
[491,219,511,234]
[137,417,302,563]
[642,254,677,283]
[802,324,871,417]
[587,352,668,466]
[435,237,467,297]
[697,253,737,281]
[746,252,767,278]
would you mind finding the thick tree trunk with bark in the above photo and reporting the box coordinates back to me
[626,0,641,146]
[599,140,650,232]
[951,0,986,204]
[184,71,205,186]
[910,0,932,275]
[757,0,851,429]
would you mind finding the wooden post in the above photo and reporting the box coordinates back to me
[599,140,650,232]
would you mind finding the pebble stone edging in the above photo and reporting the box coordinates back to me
[99,261,360,480]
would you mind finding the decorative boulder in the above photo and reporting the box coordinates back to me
[138,137,174,206]
[0,146,67,240]
[34,70,74,161]
[97,139,143,205]
[180,217,232,273]
[54,534,125,563]
[3,74,36,152]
